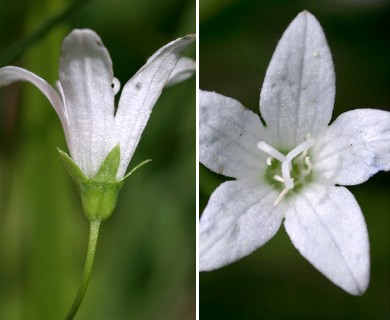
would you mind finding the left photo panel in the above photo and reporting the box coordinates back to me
[0,0,196,319]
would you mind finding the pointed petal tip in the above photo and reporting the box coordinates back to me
[291,10,321,29]
[65,28,100,39]
[166,34,196,50]
[181,34,196,41]
[61,28,109,61]
[62,29,104,53]
[285,185,370,296]
[297,10,314,19]
[351,283,369,296]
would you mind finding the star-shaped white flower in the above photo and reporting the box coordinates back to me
[199,11,390,295]
[0,29,195,181]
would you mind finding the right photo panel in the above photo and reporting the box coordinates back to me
[199,1,390,319]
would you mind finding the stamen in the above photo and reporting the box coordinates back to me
[261,136,315,206]
[258,142,286,162]
[112,78,121,95]
[281,161,294,189]
[273,175,285,183]
[300,147,308,159]
[305,156,313,171]
[299,134,312,159]
[286,139,315,161]
[274,187,290,206]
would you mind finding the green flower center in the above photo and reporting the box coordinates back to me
[258,136,315,205]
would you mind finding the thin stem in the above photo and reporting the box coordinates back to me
[65,220,101,320]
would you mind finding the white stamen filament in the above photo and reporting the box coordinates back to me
[273,187,290,206]
[257,142,286,162]
[305,156,312,171]
[299,134,312,159]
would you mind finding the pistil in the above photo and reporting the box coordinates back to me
[258,136,315,205]
[257,142,286,162]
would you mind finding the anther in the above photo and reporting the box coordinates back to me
[273,175,285,183]
[266,157,273,166]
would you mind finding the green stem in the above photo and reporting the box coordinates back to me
[65,220,101,320]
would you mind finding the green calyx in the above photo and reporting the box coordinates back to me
[58,145,150,222]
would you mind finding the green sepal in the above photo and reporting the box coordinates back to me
[58,146,151,222]
[58,146,123,222]
[121,159,152,182]
[58,148,85,192]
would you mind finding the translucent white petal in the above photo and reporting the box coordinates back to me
[165,57,195,87]
[260,11,335,149]
[285,184,370,295]
[59,29,116,178]
[200,180,283,271]
[314,109,390,185]
[200,90,269,180]
[0,66,70,143]
[114,35,195,179]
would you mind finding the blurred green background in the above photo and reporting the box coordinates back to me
[200,0,390,319]
[0,0,195,319]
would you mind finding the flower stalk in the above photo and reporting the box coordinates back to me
[65,220,101,320]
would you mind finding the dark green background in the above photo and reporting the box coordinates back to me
[200,0,390,319]
[0,0,195,319]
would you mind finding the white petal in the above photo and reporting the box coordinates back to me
[314,109,390,185]
[200,180,283,271]
[59,29,116,178]
[0,66,70,142]
[200,90,269,180]
[165,57,195,87]
[285,184,370,295]
[114,35,195,178]
[260,11,335,149]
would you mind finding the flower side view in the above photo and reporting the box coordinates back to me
[0,29,195,221]
[0,29,195,319]
[199,11,389,295]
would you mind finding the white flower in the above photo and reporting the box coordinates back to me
[0,29,195,180]
[199,11,390,295]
